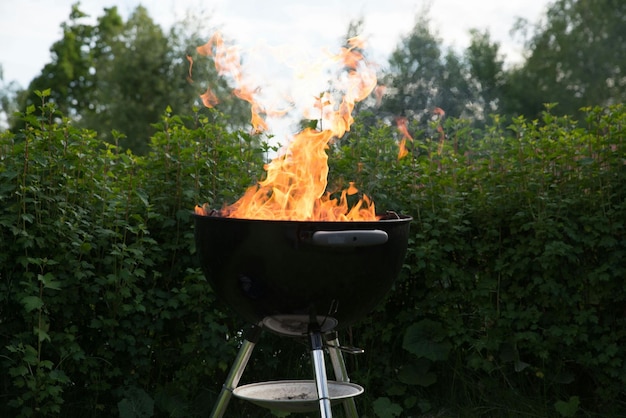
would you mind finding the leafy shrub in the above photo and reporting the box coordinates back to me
[336,105,626,417]
[1,96,624,417]
[0,93,266,416]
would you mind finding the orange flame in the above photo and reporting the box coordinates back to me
[186,54,194,83]
[433,107,446,155]
[396,117,413,159]
[373,85,386,107]
[194,33,377,221]
[197,34,270,134]
[200,87,219,108]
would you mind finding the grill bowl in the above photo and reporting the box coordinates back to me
[194,213,411,334]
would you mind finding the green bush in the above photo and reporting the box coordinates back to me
[1,96,624,417]
[337,105,626,417]
[0,93,266,416]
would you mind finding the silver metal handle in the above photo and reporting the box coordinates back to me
[311,230,388,247]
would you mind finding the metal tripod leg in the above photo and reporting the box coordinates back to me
[310,326,333,418]
[326,332,360,418]
[210,324,262,418]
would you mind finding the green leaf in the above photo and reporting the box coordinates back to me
[402,319,451,361]
[21,213,35,224]
[118,387,154,418]
[404,395,418,410]
[34,325,50,343]
[35,88,51,98]
[135,190,149,207]
[22,295,44,312]
[372,397,403,418]
[554,396,580,417]
[385,384,406,396]
[38,273,62,290]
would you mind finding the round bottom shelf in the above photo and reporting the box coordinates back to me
[233,379,364,412]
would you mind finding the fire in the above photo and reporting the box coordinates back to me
[194,33,378,221]
[395,108,446,159]
[396,116,413,159]
[433,107,446,155]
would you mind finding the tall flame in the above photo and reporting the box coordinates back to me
[194,34,378,221]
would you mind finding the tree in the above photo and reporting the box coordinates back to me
[13,4,124,129]
[376,12,486,134]
[380,14,445,123]
[168,17,254,136]
[464,29,505,121]
[11,3,251,154]
[0,64,20,130]
[89,5,251,153]
[85,5,171,154]
[51,5,122,115]
[503,0,626,118]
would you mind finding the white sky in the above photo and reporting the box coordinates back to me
[0,0,551,89]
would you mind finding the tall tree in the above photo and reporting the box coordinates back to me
[88,5,171,153]
[380,14,445,123]
[167,16,254,135]
[464,29,505,121]
[12,3,251,154]
[503,0,626,117]
[376,12,482,132]
[13,4,124,129]
[0,64,20,130]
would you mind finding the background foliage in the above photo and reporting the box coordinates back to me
[0,93,266,416]
[1,0,625,416]
[2,0,625,151]
[4,4,250,155]
[335,104,626,417]
[1,92,625,417]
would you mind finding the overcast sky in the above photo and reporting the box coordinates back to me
[0,0,551,89]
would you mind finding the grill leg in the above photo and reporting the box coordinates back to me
[210,324,262,418]
[326,332,359,418]
[309,326,333,418]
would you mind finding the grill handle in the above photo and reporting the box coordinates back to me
[311,230,388,247]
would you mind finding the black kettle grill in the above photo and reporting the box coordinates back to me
[194,211,411,417]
